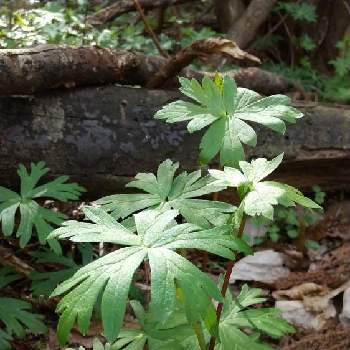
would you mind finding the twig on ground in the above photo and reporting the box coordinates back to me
[133,0,169,58]
[0,245,34,277]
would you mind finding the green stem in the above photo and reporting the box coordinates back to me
[176,286,206,350]
[193,321,207,350]
[208,214,247,350]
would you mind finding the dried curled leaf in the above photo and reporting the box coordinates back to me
[186,38,261,64]
[148,38,260,88]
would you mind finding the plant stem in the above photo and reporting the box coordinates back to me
[144,260,151,304]
[208,215,247,350]
[133,0,169,58]
[176,286,206,350]
[193,321,207,350]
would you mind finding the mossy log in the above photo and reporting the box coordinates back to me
[1,85,350,198]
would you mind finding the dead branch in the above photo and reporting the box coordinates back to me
[87,0,197,25]
[147,38,260,88]
[0,245,34,277]
[0,43,289,95]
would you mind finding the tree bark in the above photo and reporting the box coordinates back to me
[312,0,350,72]
[214,0,245,33]
[0,44,288,96]
[1,85,350,199]
[87,0,197,25]
[227,0,277,49]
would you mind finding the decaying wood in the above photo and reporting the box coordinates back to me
[147,38,260,88]
[0,45,138,95]
[1,84,350,198]
[227,0,277,49]
[0,245,34,277]
[0,44,288,95]
[87,0,196,25]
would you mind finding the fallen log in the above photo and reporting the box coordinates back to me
[1,85,350,198]
[0,44,288,96]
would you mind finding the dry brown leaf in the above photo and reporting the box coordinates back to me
[189,38,261,64]
[274,281,350,330]
[147,38,260,88]
[273,283,329,301]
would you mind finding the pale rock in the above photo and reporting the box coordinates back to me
[230,250,290,284]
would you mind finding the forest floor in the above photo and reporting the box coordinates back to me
[3,192,350,350]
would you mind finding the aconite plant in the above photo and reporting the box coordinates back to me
[48,75,320,350]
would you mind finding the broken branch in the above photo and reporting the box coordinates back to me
[87,0,197,25]
[0,43,288,95]
[147,38,260,88]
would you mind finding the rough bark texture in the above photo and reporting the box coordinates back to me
[0,45,138,95]
[227,0,277,49]
[0,45,288,95]
[214,0,245,33]
[311,0,350,72]
[87,0,196,25]
[1,85,350,199]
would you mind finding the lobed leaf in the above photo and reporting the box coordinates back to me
[0,329,12,350]
[0,161,85,251]
[155,77,302,167]
[49,209,245,344]
[209,154,321,220]
[0,297,47,340]
[96,159,234,228]
[0,267,21,289]
[217,284,294,349]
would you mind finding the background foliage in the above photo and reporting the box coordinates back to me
[0,0,349,102]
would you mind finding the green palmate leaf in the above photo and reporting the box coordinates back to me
[155,76,302,167]
[217,285,294,350]
[111,302,197,350]
[277,1,317,22]
[0,329,12,350]
[30,245,93,297]
[48,207,249,344]
[0,297,47,341]
[209,154,321,220]
[95,159,235,228]
[0,267,21,289]
[217,325,272,350]
[0,162,85,253]
[199,118,226,164]
[84,305,198,350]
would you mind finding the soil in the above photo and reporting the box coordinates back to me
[2,192,350,350]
